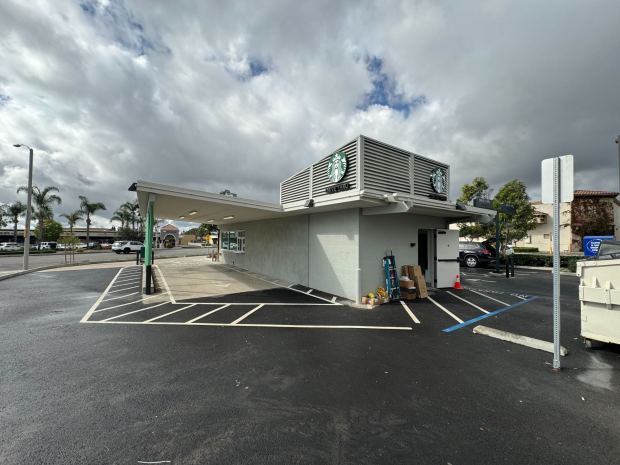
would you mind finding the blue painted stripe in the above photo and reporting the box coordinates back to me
[442,296,539,333]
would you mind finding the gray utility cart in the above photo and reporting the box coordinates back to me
[576,240,620,348]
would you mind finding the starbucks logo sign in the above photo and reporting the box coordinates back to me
[430,167,447,194]
[327,151,347,183]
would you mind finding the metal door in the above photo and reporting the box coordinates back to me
[435,229,459,288]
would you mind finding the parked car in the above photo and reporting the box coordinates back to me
[0,242,22,251]
[39,241,58,250]
[112,240,143,254]
[459,241,496,268]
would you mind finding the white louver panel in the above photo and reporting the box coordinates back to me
[280,168,310,204]
[362,138,411,194]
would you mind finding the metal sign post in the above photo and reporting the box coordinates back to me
[541,155,574,370]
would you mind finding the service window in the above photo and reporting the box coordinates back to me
[237,231,246,252]
[222,231,229,250]
[228,231,238,251]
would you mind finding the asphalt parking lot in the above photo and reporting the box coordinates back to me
[1,263,619,464]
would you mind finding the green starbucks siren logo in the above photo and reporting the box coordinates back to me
[327,151,348,183]
[430,167,447,194]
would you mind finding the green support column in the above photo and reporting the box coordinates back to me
[144,198,154,294]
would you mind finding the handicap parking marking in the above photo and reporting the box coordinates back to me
[442,296,539,333]
[445,291,490,314]
[468,288,510,306]
[101,291,139,302]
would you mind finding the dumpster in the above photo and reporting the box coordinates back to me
[576,240,620,348]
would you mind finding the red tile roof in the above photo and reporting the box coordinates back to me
[573,190,619,197]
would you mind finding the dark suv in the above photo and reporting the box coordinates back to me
[459,241,496,268]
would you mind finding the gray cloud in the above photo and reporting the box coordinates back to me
[1,0,619,229]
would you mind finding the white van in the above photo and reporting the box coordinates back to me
[40,242,58,250]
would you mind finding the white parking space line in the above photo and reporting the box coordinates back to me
[186,304,231,323]
[173,302,341,306]
[93,295,159,312]
[107,285,140,294]
[223,265,341,305]
[80,267,124,323]
[146,303,196,322]
[446,291,490,314]
[513,294,528,300]
[427,296,464,323]
[306,289,314,294]
[155,265,176,304]
[87,320,413,331]
[112,277,141,285]
[400,301,421,324]
[231,304,264,324]
[469,289,509,306]
[102,302,169,322]
[102,292,139,302]
[331,296,337,302]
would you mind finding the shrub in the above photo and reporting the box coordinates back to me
[511,253,581,272]
[513,247,539,253]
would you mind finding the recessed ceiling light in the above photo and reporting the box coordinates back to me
[223,215,235,220]
[188,210,197,216]
[207,219,215,223]
[179,216,185,219]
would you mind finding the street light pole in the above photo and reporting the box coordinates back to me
[14,144,33,270]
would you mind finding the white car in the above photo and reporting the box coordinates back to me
[112,241,143,254]
[0,242,22,251]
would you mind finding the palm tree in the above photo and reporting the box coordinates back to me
[6,201,27,242]
[17,185,61,242]
[120,200,140,231]
[110,208,132,230]
[79,196,106,247]
[60,210,83,235]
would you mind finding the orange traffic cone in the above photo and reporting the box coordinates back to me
[453,274,463,290]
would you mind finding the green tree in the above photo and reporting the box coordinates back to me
[79,196,106,247]
[60,210,83,235]
[17,185,61,242]
[493,179,537,244]
[457,177,494,240]
[457,177,490,204]
[43,220,63,242]
[6,201,26,242]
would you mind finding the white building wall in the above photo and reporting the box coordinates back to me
[308,209,359,300]
[358,213,446,297]
[221,215,310,286]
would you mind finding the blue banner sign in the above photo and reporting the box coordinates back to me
[583,236,615,257]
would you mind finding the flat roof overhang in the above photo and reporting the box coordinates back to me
[134,181,495,225]
[135,181,284,225]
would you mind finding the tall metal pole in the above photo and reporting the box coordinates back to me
[494,213,501,273]
[552,157,561,370]
[144,197,154,294]
[23,148,33,270]
[615,136,620,194]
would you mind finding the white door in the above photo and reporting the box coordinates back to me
[435,229,460,288]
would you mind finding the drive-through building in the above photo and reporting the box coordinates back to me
[133,135,495,301]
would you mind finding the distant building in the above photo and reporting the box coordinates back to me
[1,227,118,244]
[515,190,619,252]
[158,223,179,248]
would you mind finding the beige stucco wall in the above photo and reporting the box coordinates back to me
[515,202,572,252]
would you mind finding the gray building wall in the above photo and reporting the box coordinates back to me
[221,209,361,301]
[221,215,310,286]
[308,209,359,300]
[358,213,446,297]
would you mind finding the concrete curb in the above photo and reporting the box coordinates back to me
[473,325,568,356]
[514,266,576,276]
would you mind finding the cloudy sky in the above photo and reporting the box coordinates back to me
[1,0,619,228]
